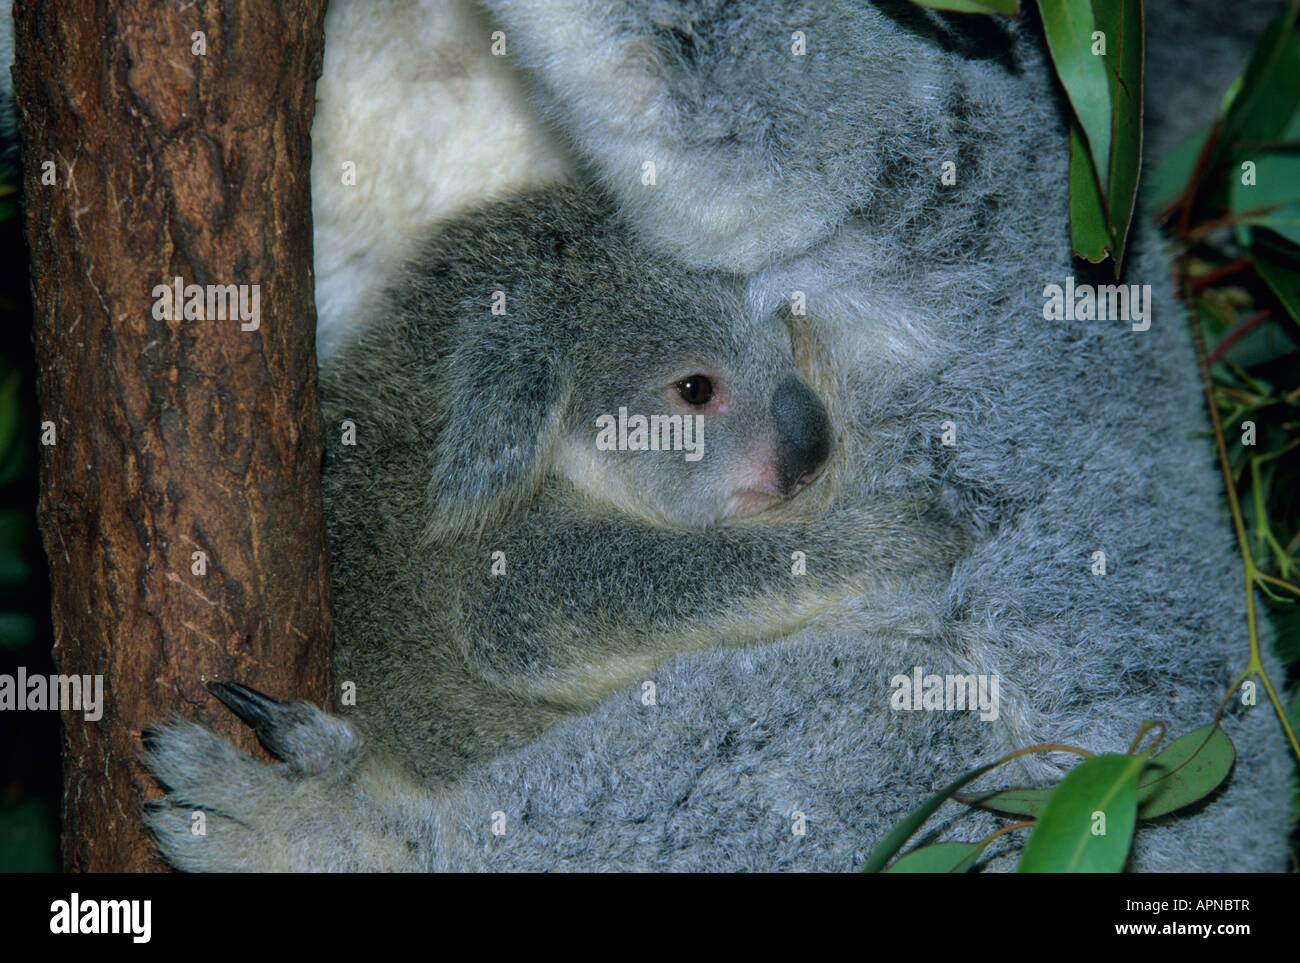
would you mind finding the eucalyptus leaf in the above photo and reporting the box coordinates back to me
[1091,0,1143,267]
[1144,125,1211,217]
[1229,110,1300,247]
[1135,724,1236,819]
[1069,119,1112,262]
[963,786,1054,818]
[972,727,1238,824]
[1253,239,1300,326]
[861,758,1006,873]
[886,840,985,873]
[1017,754,1143,873]
[1220,4,1300,148]
[908,0,1020,14]
[1037,0,1112,188]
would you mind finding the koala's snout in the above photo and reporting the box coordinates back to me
[771,375,831,493]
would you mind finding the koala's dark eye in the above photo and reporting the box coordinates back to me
[676,375,714,406]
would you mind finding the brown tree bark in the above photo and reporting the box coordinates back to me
[12,1,333,872]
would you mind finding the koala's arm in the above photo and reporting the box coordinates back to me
[456,494,965,704]
[480,0,956,272]
[142,684,473,872]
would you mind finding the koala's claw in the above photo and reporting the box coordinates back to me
[201,681,362,775]
[206,679,282,732]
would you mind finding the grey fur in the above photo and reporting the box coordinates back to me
[141,0,1292,871]
[320,185,962,782]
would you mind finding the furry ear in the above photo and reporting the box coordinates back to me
[423,328,567,541]
[481,0,954,272]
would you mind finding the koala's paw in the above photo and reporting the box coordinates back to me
[141,683,365,872]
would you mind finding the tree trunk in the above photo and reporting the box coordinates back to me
[12,0,332,872]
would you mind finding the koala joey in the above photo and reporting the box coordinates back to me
[319,185,962,783]
[143,184,963,868]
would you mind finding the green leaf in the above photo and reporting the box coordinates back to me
[1230,108,1300,247]
[1144,125,1211,216]
[963,785,1055,818]
[886,840,984,873]
[1136,725,1236,819]
[1253,235,1300,327]
[970,727,1238,825]
[861,758,1006,873]
[1057,1,1143,268]
[1037,0,1113,188]
[1239,212,1300,240]
[1156,6,1300,237]
[908,0,1020,14]
[1069,119,1112,263]
[1220,4,1300,148]
[1091,0,1143,267]
[1017,754,1143,873]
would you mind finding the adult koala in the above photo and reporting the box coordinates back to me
[140,0,1292,871]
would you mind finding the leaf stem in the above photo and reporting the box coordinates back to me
[1186,276,1300,763]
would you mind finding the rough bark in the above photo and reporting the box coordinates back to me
[13,0,332,872]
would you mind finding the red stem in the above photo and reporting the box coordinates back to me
[1206,308,1272,367]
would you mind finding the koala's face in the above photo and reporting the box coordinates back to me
[554,301,832,528]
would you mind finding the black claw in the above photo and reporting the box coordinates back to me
[140,727,160,751]
[206,680,284,732]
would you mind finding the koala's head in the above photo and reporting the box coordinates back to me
[421,187,832,536]
[550,293,831,528]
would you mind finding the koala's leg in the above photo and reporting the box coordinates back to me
[142,683,472,872]
[455,495,966,705]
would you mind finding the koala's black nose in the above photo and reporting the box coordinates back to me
[770,375,831,492]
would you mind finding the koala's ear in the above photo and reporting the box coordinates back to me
[424,333,566,541]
